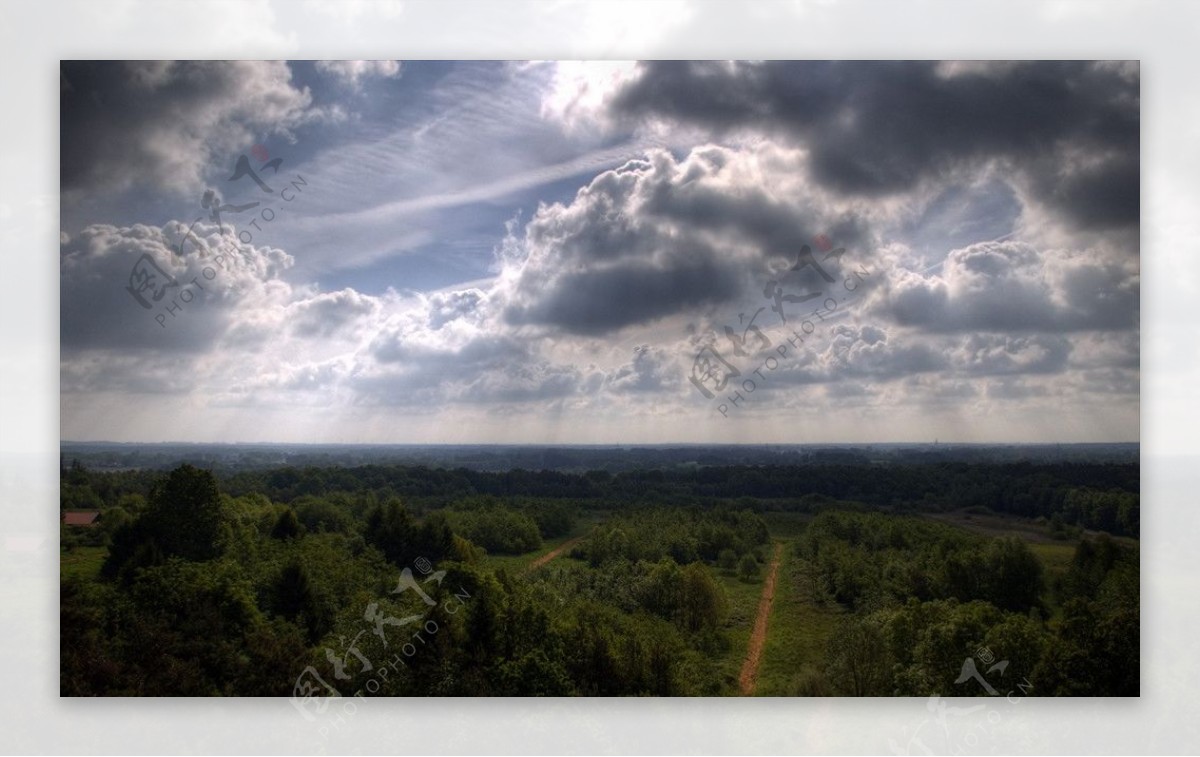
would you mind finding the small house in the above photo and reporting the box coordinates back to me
[63,511,100,527]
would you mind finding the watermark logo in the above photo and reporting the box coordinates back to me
[125,253,180,309]
[124,145,310,329]
[889,645,1034,755]
[290,556,472,739]
[689,236,871,416]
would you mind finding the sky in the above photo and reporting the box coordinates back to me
[59,60,1140,444]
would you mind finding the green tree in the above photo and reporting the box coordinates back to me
[825,615,893,695]
[717,548,738,572]
[101,506,133,542]
[148,465,225,561]
[365,499,416,565]
[413,511,457,563]
[293,496,355,534]
[982,537,1044,613]
[272,561,327,643]
[102,465,225,578]
[270,508,303,541]
[737,554,760,582]
[452,509,541,554]
[678,562,727,632]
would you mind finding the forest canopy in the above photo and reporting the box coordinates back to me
[60,458,1138,697]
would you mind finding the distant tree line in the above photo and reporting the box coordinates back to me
[64,459,1139,538]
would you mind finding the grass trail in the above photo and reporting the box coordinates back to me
[524,536,584,574]
[738,541,783,695]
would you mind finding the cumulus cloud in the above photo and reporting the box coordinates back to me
[61,61,318,195]
[60,220,295,354]
[867,240,1138,332]
[287,289,380,339]
[587,61,1138,235]
[344,285,590,407]
[604,346,678,394]
[948,333,1073,375]
[60,220,390,405]
[759,324,945,387]
[315,60,403,89]
[540,61,641,133]
[352,328,586,407]
[58,216,595,411]
[263,359,348,393]
[59,60,1140,443]
[497,144,872,335]
[426,289,486,330]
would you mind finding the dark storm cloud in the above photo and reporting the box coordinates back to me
[633,148,871,253]
[1024,149,1140,230]
[61,61,316,195]
[609,61,1139,232]
[506,256,742,335]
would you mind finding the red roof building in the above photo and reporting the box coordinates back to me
[63,511,100,527]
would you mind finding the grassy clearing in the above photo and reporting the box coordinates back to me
[921,510,1061,543]
[755,544,843,696]
[481,531,584,574]
[925,512,1105,622]
[924,510,1091,584]
[1030,541,1076,578]
[60,545,107,580]
[923,510,1139,550]
[478,510,607,574]
[712,561,771,694]
[761,511,815,539]
[1030,540,1079,622]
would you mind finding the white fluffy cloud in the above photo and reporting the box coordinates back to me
[866,240,1139,332]
[497,143,872,335]
[315,60,403,89]
[60,220,294,354]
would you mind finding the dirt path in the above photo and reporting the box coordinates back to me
[738,541,784,696]
[524,536,584,573]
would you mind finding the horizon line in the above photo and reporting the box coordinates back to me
[60,440,1141,447]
